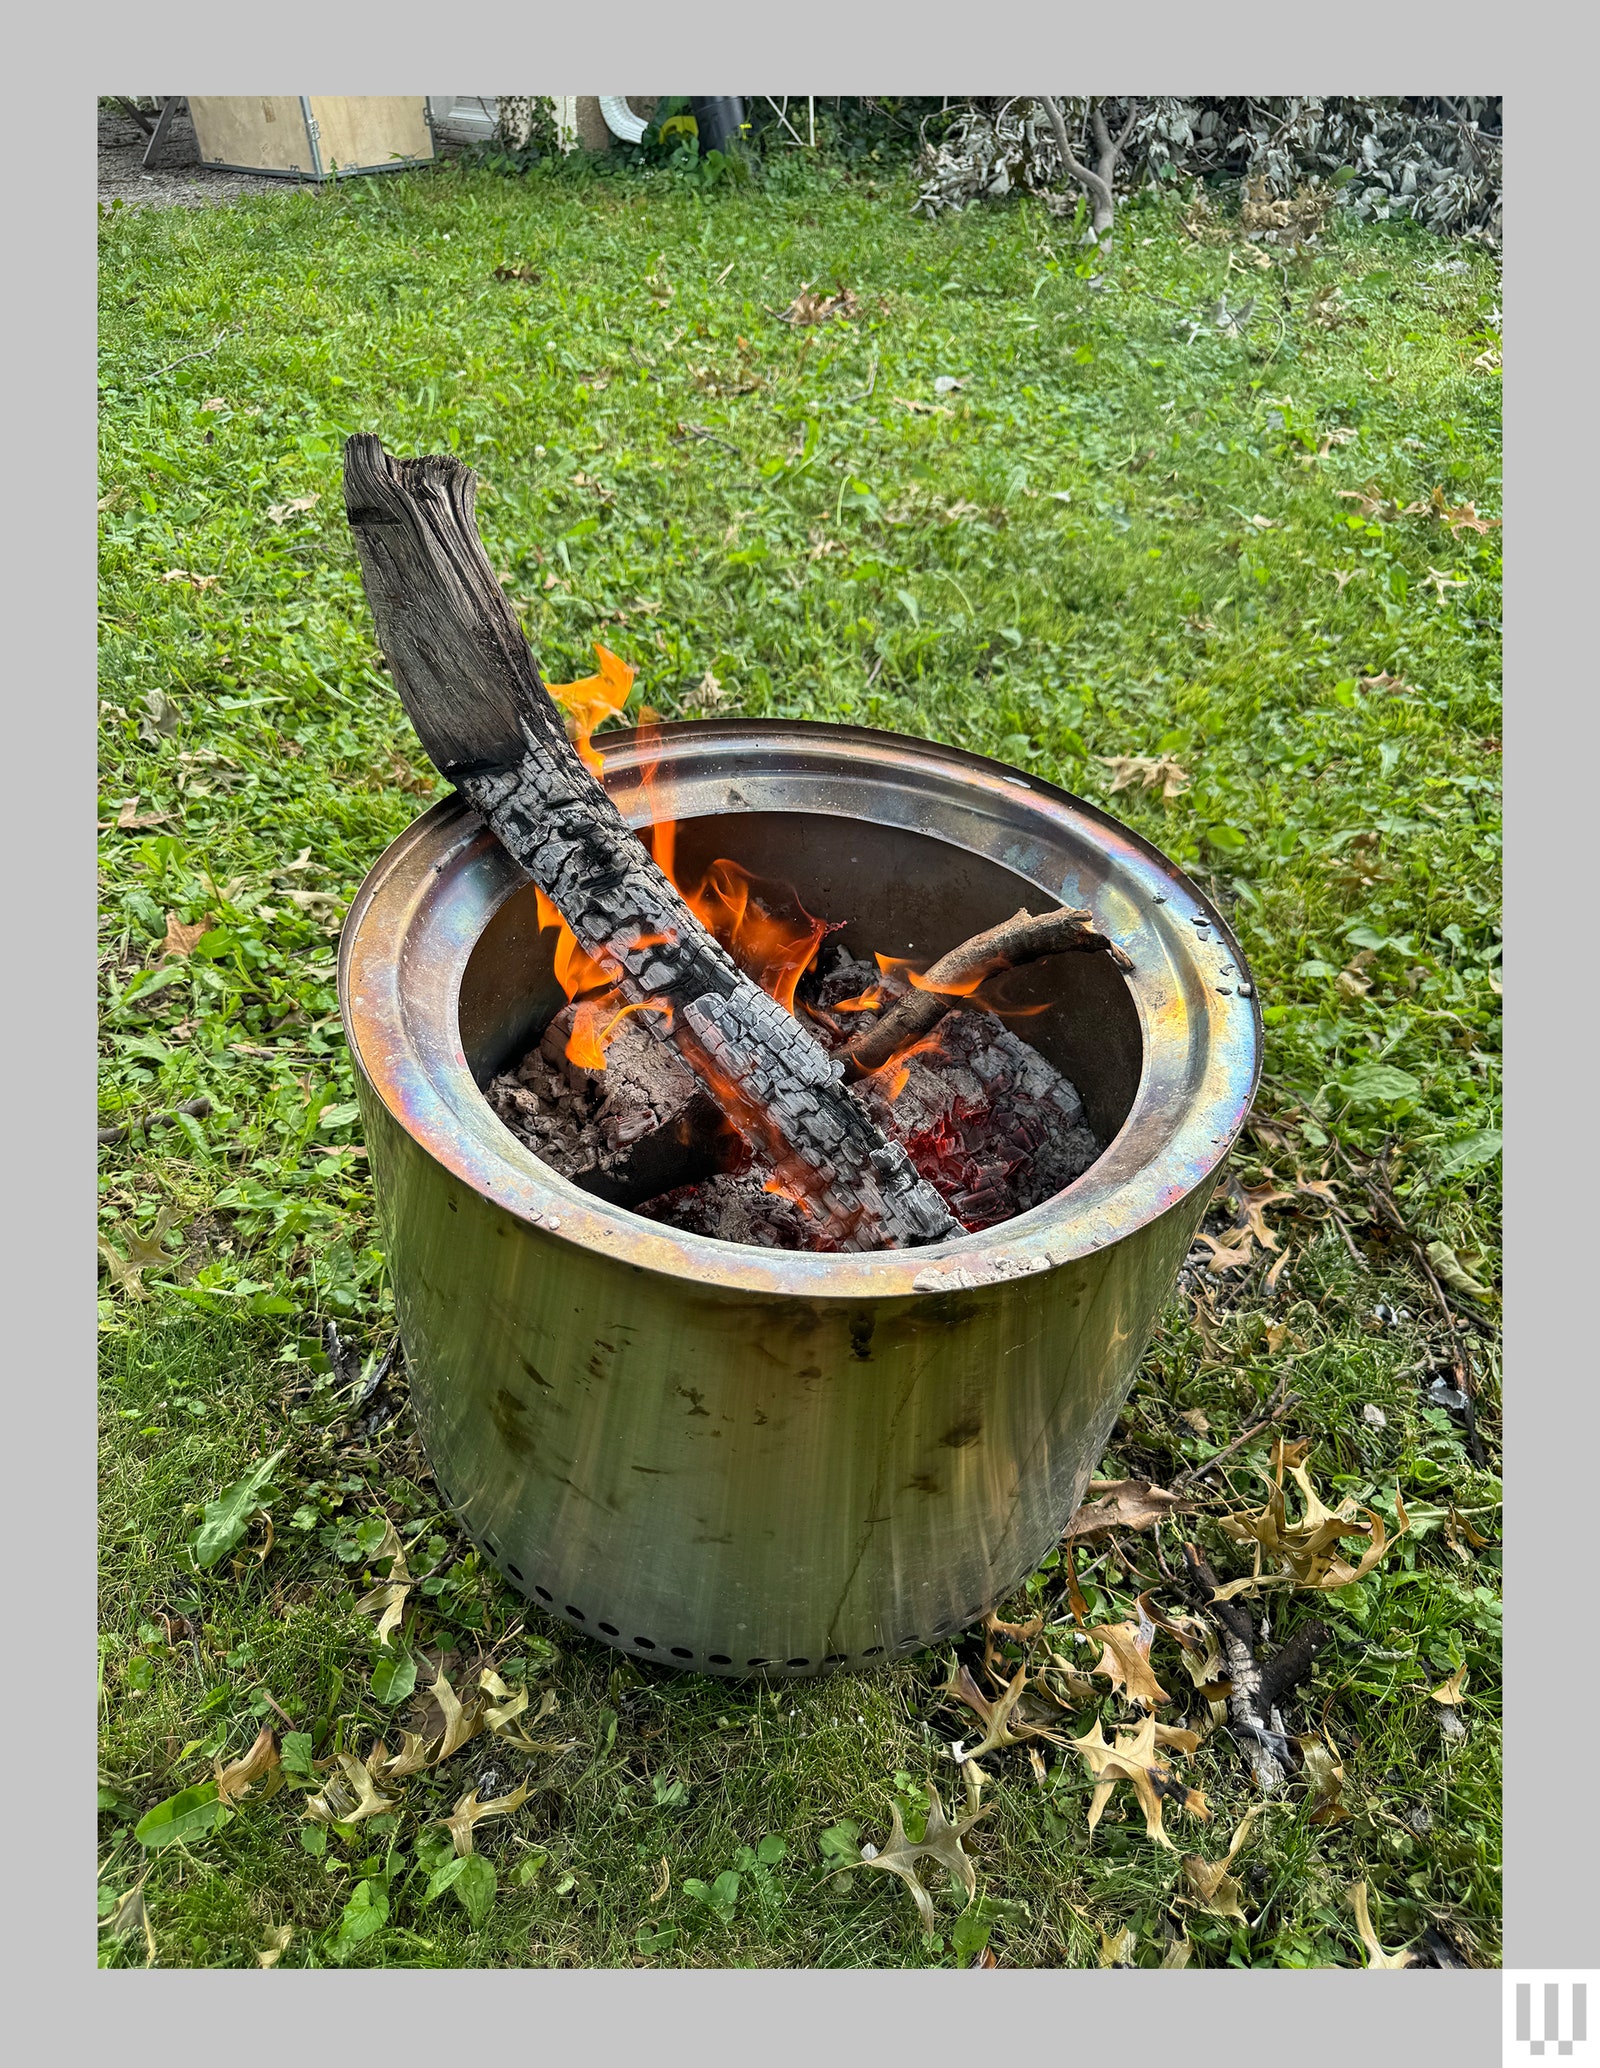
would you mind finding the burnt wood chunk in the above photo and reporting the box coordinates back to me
[342,434,957,1250]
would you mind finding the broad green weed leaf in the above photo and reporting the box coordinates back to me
[279,1731,316,1779]
[189,1448,285,1569]
[422,1856,468,1906]
[452,1854,497,1927]
[371,1650,418,1707]
[135,1780,231,1849]
[1339,1063,1421,1108]
[1437,1129,1501,1177]
[331,1878,388,1959]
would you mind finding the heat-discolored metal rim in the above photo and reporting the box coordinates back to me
[339,719,1261,1300]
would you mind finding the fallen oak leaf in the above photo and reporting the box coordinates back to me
[1063,1478,1194,1541]
[1298,1730,1349,1825]
[160,911,213,960]
[1069,1715,1209,1849]
[440,1776,534,1857]
[1212,1444,1408,1596]
[831,1788,987,1927]
[303,1752,397,1826]
[213,1724,280,1807]
[99,1876,157,1965]
[1088,1618,1171,1708]
[1181,1801,1268,1920]
[1098,1924,1138,1967]
[1349,1880,1415,1968]
[1430,1665,1469,1707]
[940,1660,1069,1762]
[1099,753,1190,801]
[1192,1228,1255,1274]
[354,1518,412,1647]
[266,494,320,524]
[256,1924,293,1969]
[97,1206,186,1300]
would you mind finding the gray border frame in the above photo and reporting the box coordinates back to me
[20,0,1572,2049]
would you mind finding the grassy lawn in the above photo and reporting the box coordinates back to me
[97,150,1502,1970]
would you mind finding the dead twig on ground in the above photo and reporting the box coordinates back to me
[98,1095,213,1148]
[1172,1371,1298,1492]
[1182,1542,1328,1790]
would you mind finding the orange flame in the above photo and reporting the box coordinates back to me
[545,643,636,777]
[865,1031,947,1104]
[832,986,890,1014]
[565,995,673,1071]
[873,949,1000,1000]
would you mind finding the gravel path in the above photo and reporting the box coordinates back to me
[99,102,315,210]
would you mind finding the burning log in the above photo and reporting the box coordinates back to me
[342,436,956,1251]
[839,904,1134,1079]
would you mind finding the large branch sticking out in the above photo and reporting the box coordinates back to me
[1182,1543,1328,1792]
[342,435,956,1251]
[1038,96,1139,242]
[841,904,1133,1080]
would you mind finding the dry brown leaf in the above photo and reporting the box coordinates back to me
[1299,1731,1349,1825]
[782,282,861,325]
[1213,1445,1407,1597]
[1088,1618,1171,1708]
[354,1519,412,1647]
[427,1664,488,1762]
[303,1751,397,1826]
[97,1207,184,1300]
[160,911,212,960]
[115,797,174,831]
[266,494,320,524]
[161,568,220,589]
[1183,1854,1247,1921]
[373,1731,433,1782]
[940,1660,1068,1762]
[833,1789,986,1927]
[1430,1665,1469,1707]
[1160,1936,1192,1968]
[1069,1715,1209,1849]
[99,1876,157,1964]
[214,1724,280,1806]
[1098,1923,1138,1967]
[1349,1880,1415,1968]
[441,1776,534,1857]
[1193,1228,1255,1275]
[257,1924,293,1968]
[1099,753,1190,801]
[1063,1479,1194,1541]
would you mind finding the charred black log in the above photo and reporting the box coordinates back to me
[342,435,956,1250]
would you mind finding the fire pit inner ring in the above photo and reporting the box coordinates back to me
[341,719,1260,1676]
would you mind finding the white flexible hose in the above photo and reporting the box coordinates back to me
[598,97,649,144]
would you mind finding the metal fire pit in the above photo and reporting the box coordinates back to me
[340,721,1260,1678]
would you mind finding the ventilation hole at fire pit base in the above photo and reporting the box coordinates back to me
[670,1647,694,1660]
[786,1657,811,1669]
[565,1606,586,1621]
[483,1539,499,1558]
[505,1562,524,1581]
[634,1637,657,1650]
[746,1658,773,1668]
[534,1586,552,1602]
[598,1622,620,1636]
[822,1654,846,1666]
[861,1646,884,1657]
[709,1654,732,1665]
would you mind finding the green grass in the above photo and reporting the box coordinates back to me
[97,152,1501,1970]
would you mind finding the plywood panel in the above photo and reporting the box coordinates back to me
[308,97,434,173]
[188,97,315,175]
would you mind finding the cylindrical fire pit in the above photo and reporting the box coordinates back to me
[340,721,1259,1678]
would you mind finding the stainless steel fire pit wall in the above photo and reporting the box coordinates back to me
[340,721,1260,1679]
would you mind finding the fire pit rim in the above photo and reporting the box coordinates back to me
[340,719,1260,1300]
